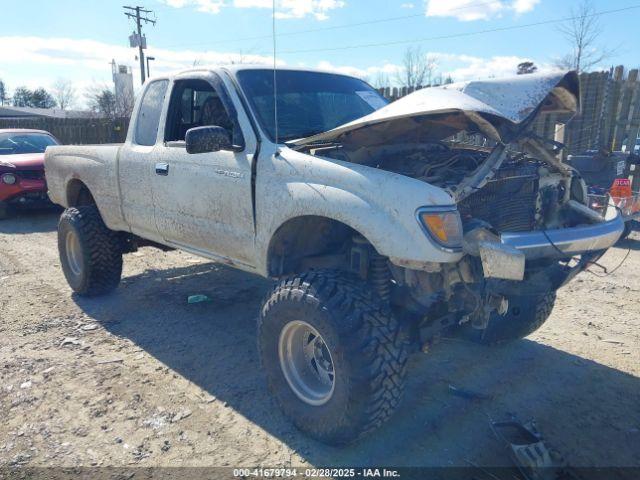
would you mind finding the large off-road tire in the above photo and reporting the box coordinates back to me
[58,206,123,296]
[469,292,557,345]
[258,270,409,445]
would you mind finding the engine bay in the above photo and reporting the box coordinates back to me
[308,140,588,234]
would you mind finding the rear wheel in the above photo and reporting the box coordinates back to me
[58,206,123,296]
[258,270,409,445]
[467,292,556,345]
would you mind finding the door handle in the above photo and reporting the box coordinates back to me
[155,162,169,176]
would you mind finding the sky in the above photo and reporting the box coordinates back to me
[1,0,639,108]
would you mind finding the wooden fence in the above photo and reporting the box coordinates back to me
[378,66,640,156]
[0,117,130,145]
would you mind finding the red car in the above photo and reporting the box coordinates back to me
[0,129,59,219]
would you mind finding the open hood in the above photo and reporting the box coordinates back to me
[291,71,579,147]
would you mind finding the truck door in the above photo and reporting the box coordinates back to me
[119,79,170,242]
[151,74,257,267]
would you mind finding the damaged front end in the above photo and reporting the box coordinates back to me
[291,72,623,344]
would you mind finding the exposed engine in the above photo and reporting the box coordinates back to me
[314,141,577,234]
[310,139,593,337]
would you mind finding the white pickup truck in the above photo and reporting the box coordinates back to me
[45,66,623,445]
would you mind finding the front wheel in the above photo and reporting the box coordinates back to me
[258,270,409,445]
[466,292,557,345]
[58,206,123,296]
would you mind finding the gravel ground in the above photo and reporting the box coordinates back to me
[1,210,639,478]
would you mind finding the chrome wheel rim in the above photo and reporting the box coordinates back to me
[278,321,335,406]
[65,230,83,276]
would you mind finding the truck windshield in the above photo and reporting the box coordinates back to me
[0,133,58,155]
[237,69,388,143]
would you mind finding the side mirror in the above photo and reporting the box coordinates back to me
[185,126,232,154]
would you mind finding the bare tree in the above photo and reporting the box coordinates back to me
[85,84,133,119]
[396,47,436,88]
[85,84,116,119]
[0,80,7,106]
[52,78,76,110]
[370,71,390,89]
[115,86,135,118]
[556,0,614,73]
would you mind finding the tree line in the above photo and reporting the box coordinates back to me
[0,78,133,119]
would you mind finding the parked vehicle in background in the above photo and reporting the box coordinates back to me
[567,150,640,239]
[0,129,59,219]
[45,67,624,445]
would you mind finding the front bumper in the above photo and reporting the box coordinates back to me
[0,174,49,206]
[500,213,624,260]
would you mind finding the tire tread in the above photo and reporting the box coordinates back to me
[58,206,122,296]
[258,269,409,444]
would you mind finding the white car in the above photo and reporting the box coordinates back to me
[45,66,623,444]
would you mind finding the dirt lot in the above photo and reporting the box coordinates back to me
[1,210,639,477]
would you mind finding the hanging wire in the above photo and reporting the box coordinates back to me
[272,0,279,151]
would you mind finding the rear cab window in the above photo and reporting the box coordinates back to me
[135,80,169,146]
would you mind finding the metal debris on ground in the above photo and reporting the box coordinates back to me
[171,409,192,423]
[96,358,124,365]
[60,337,80,347]
[490,418,579,480]
[187,294,212,304]
[448,384,492,401]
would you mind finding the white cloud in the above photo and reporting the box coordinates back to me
[316,53,555,87]
[159,0,346,20]
[400,2,415,8]
[432,52,556,80]
[274,0,346,20]
[512,0,540,14]
[0,35,278,105]
[233,0,271,7]
[160,0,225,14]
[315,61,402,81]
[425,0,539,21]
[0,36,275,72]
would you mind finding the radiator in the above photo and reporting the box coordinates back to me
[459,162,539,232]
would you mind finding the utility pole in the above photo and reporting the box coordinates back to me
[123,5,156,85]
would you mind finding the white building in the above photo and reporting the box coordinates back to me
[111,60,134,108]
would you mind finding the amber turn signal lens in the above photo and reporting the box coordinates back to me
[421,214,448,243]
[418,210,463,249]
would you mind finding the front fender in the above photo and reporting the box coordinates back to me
[255,148,464,275]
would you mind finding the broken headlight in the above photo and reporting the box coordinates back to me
[416,206,463,251]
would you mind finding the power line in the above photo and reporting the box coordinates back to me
[124,5,157,84]
[276,4,640,55]
[161,0,507,50]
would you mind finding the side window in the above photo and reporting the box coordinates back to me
[165,79,235,143]
[135,80,169,146]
